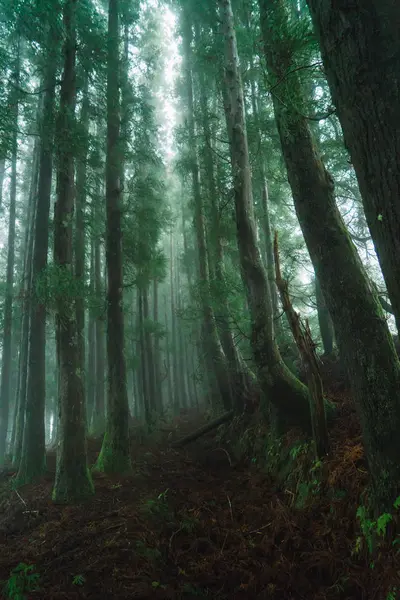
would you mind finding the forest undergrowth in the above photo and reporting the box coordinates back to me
[0,370,399,600]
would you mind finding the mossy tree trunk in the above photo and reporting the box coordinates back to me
[259,0,400,511]
[96,0,131,473]
[52,0,93,503]
[306,0,400,335]
[219,0,313,432]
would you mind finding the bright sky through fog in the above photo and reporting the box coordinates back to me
[157,5,181,161]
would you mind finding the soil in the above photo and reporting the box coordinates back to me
[0,386,399,599]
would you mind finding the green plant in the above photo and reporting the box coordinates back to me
[135,540,161,561]
[3,563,40,600]
[72,574,86,586]
[386,586,397,600]
[290,442,309,460]
[141,489,171,520]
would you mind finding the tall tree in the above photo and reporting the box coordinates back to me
[219,0,315,432]
[0,42,20,466]
[95,0,131,473]
[306,0,400,334]
[52,0,93,503]
[259,0,400,511]
[16,33,58,484]
[181,6,233,413]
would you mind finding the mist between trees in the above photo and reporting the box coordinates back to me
[0,0,399,515]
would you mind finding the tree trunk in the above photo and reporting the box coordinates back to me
[138,289,150,426]
[87,238,96,431]
[260,0,400,511]
[96,0,131,473]
[75,73,90,375]
[170,233,181,413]
[182,9,233,413]
[52,0,93,503]
[93,212,106,435]
[0,47,19,466]
[12,136,40,467]
[0,158,5,209]
[306,0,400,335]
[219,0,313,432]
[143,285,157,415]
[152,279,163,413]
[315,275,334,355]
[16,42,57,484]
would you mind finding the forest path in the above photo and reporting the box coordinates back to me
[0,411,394,599]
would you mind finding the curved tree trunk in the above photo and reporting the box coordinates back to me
[306,0,400,335]
[219,0,314,433]
[52,0,93,503]
[96,0,131,473]
[259,0,400,511]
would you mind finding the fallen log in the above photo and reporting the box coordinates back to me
[171,410,234,448]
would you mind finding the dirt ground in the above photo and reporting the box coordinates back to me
[0,383,399,599]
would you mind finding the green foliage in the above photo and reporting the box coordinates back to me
[141,488,171,520]
[135,540,161,561]
[3,563,40,600]
[72,574,86,586]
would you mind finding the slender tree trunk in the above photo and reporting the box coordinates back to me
[152,279,163,412]
[170,233,181,412]
[182,10,233,413]
[12,136,39,466]
[0,158,5,208]
[260,0,400,511]
[219,0,314,432]
[75,73,90,375]
[96,0,131,473]
[16,41,57,484]
[143,286,157,415]
[87,239,96,431]
[52,0,93,503]
[0,47,19,466]
[93,216,106,435]
[306,0,400,335]
[139,289,150,426]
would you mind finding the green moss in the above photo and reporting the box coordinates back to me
[13,454,47,488]
[93,431,131,474]
[52,466,94,504]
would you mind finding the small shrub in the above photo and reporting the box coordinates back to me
[3,563,40,600]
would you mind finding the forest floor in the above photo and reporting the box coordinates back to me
[0,375,400,598]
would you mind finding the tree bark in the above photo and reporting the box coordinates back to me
[52,0,93,503]
[16,39,57,484]
[96,0,131,473]
[0,158,5,209]
[315,275,334,355]
[0,45,19,466]
[12,135,40,467]
[260,0,400,511]
[93,205,106,435]
[219,0,314,433]
[182,8,233,413]
[306,0,400,335]
[75,73,90,375]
